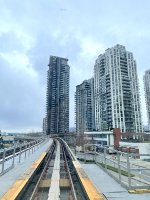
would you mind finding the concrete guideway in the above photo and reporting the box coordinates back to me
[48,141,60,200]
[1,138,107,200]
[73,160,106,200]
[0,139,53,199]
[82,164,150,200]
[60,138,106,200]
[1,152,47,200]
[60,138,107,199]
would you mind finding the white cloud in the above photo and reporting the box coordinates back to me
[0,51,37,79]
[79,36,106,59]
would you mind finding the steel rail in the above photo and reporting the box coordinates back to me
[21,139,97,200]
[61,143,78,200]
[29,139,77,200]
[58,137,77,161]
[29,141,56,200]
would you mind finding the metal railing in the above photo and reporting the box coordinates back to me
[0,139,47,176]
[77,144,150,190]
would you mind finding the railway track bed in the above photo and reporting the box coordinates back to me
[2,138,106,200]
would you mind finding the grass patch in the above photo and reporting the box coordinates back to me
[98,162,134,177]
[77,158,134,177]
[77,158,95,163]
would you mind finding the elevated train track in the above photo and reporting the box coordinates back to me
[2,138,106,200]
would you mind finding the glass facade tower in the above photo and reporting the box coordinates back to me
[144,70,150,126]
[75,78,95,136]
[94,45,142,133]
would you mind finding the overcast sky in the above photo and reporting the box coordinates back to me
[0,0,150,132]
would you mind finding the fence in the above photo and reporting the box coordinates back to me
[77,144,150,190]
[0,138,47,176]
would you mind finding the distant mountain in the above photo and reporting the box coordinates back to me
[143,125,150,132]
[69,127,76,132]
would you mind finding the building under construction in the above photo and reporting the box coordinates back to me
[46,56,70,135]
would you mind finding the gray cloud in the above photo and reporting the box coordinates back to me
[0,0,150,131]
[0,54,44,130]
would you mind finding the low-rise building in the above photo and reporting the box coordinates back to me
[2,135,14,144]
[84,131,114,146]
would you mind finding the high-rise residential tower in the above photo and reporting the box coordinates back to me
[94,44,142,133]
[43,117,47,134]
[46,56,70,135]
[75,78,95,135]
[144,70,150,126]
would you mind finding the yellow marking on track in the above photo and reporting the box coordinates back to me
[2,152,46,200]
[73,160,106,200]
[128,189,150,194]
